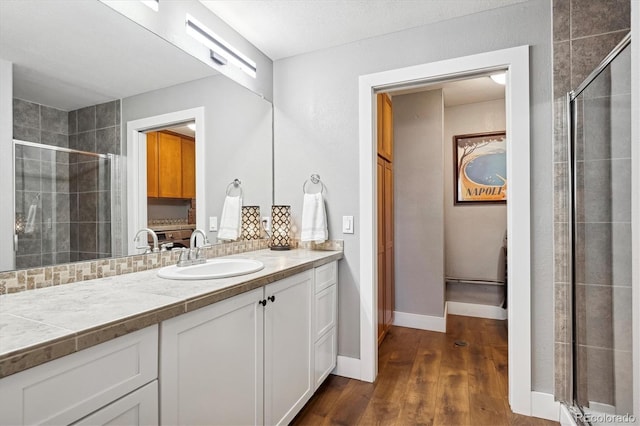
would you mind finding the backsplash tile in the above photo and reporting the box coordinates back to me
[0,239,342,296]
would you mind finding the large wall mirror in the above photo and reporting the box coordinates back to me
[0,0,273,272]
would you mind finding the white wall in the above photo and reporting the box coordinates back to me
[122,74,272,242]
[394,90,445,317]
[273,0,553,392]
[444,99,507,282]
[0,59,13,271]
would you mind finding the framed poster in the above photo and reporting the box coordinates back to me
[453,131,506,204]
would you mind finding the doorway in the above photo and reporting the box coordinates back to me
[359,45,532,415]
[125,107,206,255]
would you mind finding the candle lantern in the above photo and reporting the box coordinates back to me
[241,206,261,240]
[270,205,291,250]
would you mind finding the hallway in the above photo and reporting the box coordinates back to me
[292,315,559,425]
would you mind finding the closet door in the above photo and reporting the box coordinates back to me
[377,157,386,344]
[383,160,394,331]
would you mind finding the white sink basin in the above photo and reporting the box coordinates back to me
[158,258,265,280]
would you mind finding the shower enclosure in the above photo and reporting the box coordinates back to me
[567,33,632,422]
[13,140,121,269]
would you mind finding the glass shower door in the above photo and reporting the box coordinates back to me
[14,140,118,268]
[569,37,632,420]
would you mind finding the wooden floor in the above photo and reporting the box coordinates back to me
[292,315,559,426]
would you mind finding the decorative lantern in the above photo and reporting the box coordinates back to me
[241,206,261,240]
[270,205,291,250]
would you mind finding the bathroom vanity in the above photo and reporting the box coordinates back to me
[0,249,341,425]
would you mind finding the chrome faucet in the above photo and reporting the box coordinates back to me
[190,228,209,249]
[177,229,211,267]
[134,228,159,254]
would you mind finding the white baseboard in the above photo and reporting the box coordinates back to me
[331,356,361,380]
[531,391,561,422]
[393,310,446,333]
[446,301,507,320]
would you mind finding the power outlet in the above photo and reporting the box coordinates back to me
[209,216,218,232]
[262,216,271,232]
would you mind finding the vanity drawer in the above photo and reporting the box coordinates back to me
[314,261,337,293]
[314,284,337,340]
[314,327,337,390]
[0,326,158,426]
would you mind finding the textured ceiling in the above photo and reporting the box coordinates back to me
[200,0,529,60]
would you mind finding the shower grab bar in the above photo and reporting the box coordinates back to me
[14,139,112,160]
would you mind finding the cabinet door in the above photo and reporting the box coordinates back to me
[73,381,158,426]
[146,132,158,198]
[160,288,264,426]
[157,132,182,198]
[181,137,195,199]
[264,270,313,426]
[378,93,393,161]
[0,326,157,426]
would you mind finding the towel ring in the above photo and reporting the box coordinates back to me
[303,174,324,194]
[226,178,243,197]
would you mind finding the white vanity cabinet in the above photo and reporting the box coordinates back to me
[313,261,338,389]
[264,270,314,426]
[160,265,336,426]
[72,381,158,426]
[160,287,265,426]
[0,326,158,426]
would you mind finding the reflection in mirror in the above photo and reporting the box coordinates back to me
[0,0,273,273]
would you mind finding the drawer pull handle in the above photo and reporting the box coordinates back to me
[268,295,276,303]
[259,299,267,306]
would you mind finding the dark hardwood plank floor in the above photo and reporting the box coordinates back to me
[291,315,559,426]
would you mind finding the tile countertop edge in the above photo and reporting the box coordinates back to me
[0,250,343,378]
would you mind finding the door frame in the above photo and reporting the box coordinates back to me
[358,45,532,414]
[125,107,206,254]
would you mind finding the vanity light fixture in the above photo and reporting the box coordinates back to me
[490,73,506,85]
[140,0,159,12]
[185,14,257,78]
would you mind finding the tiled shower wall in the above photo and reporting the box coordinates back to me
[68,101,121,261]
[12,99,120,268]
[552,0,630,403]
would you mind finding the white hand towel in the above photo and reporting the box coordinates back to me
[218,195,242,241]
[301,193,328,243]
[25,204,37,234]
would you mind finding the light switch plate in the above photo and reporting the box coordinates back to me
[209,216,218,232]
[342,216,354,234]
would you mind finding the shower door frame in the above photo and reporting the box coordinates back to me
[566,32,632,421]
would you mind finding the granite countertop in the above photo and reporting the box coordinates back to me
[0,248,342,378]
